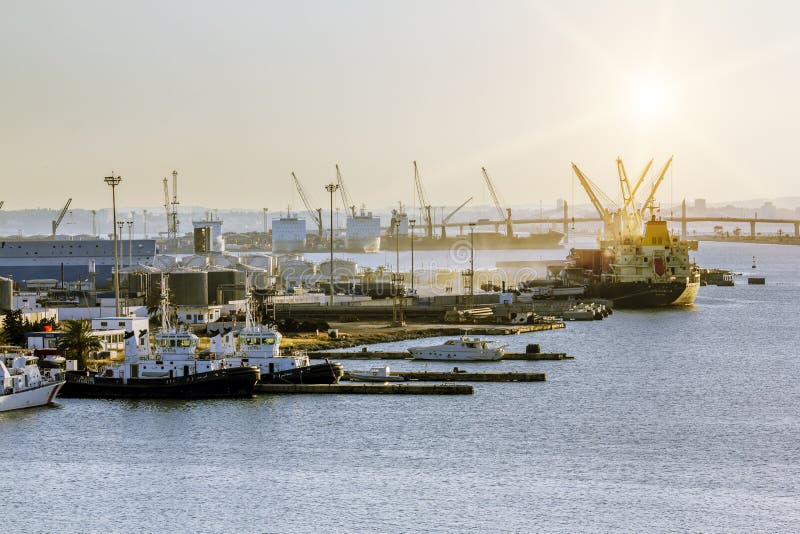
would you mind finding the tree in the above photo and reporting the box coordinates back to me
[1,310,27,346]
[56,320,102,370]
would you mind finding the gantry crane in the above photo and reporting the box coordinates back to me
[335,164,356,217]
[440,196,472,238]
[413,161,434,238]
[52,198,72,236]
[480,167,513,237]
[291,172,323,239]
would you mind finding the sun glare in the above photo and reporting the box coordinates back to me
[626,76,674,121]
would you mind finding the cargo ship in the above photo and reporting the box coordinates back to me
[0,238,157,288]
[344,210,381,253]
[562,215,700,308]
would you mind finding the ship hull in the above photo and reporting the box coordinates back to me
[587,279,699,308]
[60,367,259,399]
[343,236,381,253]
[260,361,344,385]
[0,382,64,412]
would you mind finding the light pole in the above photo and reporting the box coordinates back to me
[117,221,125,268]
[325,183,340,306]
[468,222,476,308]
[104,174,122,316]
[409,218,416,295]
[262,208,269,246]
[126,220,133,266]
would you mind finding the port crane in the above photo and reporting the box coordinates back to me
[291,172,324,240]
[413,161,434,238]
[571,156,673,242]
[51,198,72,236]
[440,197,473,238]
[335,164,357,217]
[480,167,514,237]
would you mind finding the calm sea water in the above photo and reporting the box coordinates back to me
[2,241,799,533]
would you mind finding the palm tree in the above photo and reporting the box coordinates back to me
[56,320,102,370]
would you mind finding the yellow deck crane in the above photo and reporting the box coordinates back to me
[51,198,72,237]
[440,196,473,238]
[335,164,357,218]
[413,161,434,239]
[481,167,514,237]
[291,171,324,240]
[571,162,618,241]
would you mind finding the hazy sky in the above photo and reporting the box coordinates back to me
[2,0,799,213]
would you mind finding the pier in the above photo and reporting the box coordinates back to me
[254,383,474,395]
[311,350,571,360]
[343,370,546,382]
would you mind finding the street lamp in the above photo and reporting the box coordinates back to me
[324,183,340,306]
[104,174,122,316]
[126,220,133,266]
[117,221,125,268]
[468,222,476,308]
[409,219,416,295]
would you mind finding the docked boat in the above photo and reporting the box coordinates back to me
[218,285,344,384]
[1,353,65,412]
[60,278,260,399]
[563,214,700,308]
[348,366,405,382]
[409,336,506,361]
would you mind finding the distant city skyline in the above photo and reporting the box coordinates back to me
[2,1,799,211]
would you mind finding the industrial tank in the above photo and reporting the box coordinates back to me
[0,276,13,311]
[240,254,275,275]
[167,270,209,306]
[207,269,245,305]
[319,259,358,279]
[278,259,316,286]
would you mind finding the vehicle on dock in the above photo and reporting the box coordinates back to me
[409,336,506,361]
[1,352,65,412]
[60,277,260,399]
[348,366,406,382]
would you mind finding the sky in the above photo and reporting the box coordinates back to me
[2,0,799,214]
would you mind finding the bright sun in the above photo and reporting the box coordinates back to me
[626,76,674,120]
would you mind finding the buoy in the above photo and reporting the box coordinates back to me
[751,256,757,269]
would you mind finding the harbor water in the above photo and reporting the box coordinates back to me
[2,241,799,532]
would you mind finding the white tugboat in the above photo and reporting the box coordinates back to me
[0,353,65,412]
[60,276,260,399]
[219,283,343,384]
[409,336,506,361]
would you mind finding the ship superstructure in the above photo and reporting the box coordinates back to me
[0,238,157,288]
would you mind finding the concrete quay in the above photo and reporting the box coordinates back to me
[254,383,474,395]
[311,350,571,360]
[343,370,546,382]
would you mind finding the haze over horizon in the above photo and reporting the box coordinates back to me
[2,0,799,212]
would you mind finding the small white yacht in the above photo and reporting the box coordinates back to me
[348,365,405,382]
[0,353,65,412]
[409,336,506,361]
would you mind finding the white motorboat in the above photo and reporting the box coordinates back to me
[0,353,65,412]
[348,365,405,382]
[409,336,506,361]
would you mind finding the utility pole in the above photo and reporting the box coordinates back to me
[324,183,339,306]
[104,174,122,316]
[126,220,133,266]
[409,219,416,295]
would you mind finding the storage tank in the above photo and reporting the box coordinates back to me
[181,255,209,269]
[153,255,179,270]
[0,276,13,311]
[240,254,275,275]
[319,259,358,279]
[207,269,246,305]
[167,270,209,306]
[277,259,315,286]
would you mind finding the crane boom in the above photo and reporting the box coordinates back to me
[413,161,433,238]
[571,162,617,239]
[440,197,472,238]
[291,171,323,238]
[335,164,356,217]
[163,177,171,238]
[52,198,72,236]
[481,167,506,220]
[639,156,673,217]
